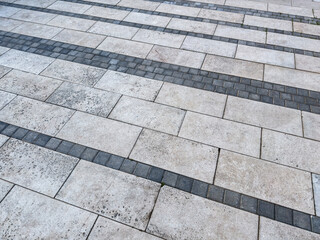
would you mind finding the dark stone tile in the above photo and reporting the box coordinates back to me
[148,167,164,183]
[207,185,224,202]
[33,134,51,147]
[68,144,86,158]
[311,216,320,234]
[0,122,8,133]
[106,155,124,170]
[275,205,293,225]
[240,195,257,214]
[133,163,151,178]
[11,128,29,140]
[1,125,18,137]
[293,211,311,231]
[176,175,193,192]
[81,148,98,162]
[224,190,240,208]
[258,200,275,219]
[191,180,208,198]
[119,159,137,174]
[93,151,111,165]
[44,138,62,150]
[162,171,178,187]
[22,131,39,143]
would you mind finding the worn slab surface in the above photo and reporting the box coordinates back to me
[0,179,12,202]
[0,90,15,110]
[0,134,9,148]
[88,22,139,39]
[57,160,160,230]
[48,15,95,31]
[302,111,320,141]
[167,18,217,35]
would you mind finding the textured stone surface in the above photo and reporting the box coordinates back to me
[48,1,91,14]
[147,186,258,240]
[130,129,218,182]
[11,9,56,24]
[198,9,244,23]
[0,186,96,239]
[0,139,78,196]
[12,22,62,39]
[0,179,12,202]
[295,54,320,74]
[57,160,160,230]
[156,3,200,17]
[0,18,22,31]
[0,6,20,17]
[118,0,160,11]
[294,22,320,36]
[244,15,292,31]
[85,6,129,20]
[0,134,9,148]
[48,15,95,31]
[124,12,171,28]
[88,21,139,39]
[313,174,320,216]
[167,18,217,35]
[303,111,320,141]
[0,90,15,110]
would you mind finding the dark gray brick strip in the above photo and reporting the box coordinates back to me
[1,30,320,114]
[1,121,319,235]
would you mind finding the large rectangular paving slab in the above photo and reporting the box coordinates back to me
[0,186,97,239]
[295,54,320,74]
[156,4,200,17]
[118,0,160,11]
[0,70,62,101]
[0,96,74,136]
[130,129,218,183]
[181,36,237,58]
[215,150,314,214]
[0,90,16,110]
[147,45,205,69]
[294,22,320,36]
[268,3,313,17]
[261,129,320,174]
[259,217,320,240]
[11,9,56,24]
[56,160,160,230]
[244,15,292,31]
[124,12,171,28]
[57,111,141,157]
[0,6,21,17]
[14,0,56,8]
[179,111,261,157]
[302,111,320,141]
[224,96,303,136]
[264,65,320,92]
[198,9,244,23]
[88,216,161,240]
[95,70,163,101]
[0,139,79,196]
[225,0,268,11]
[12,22,62,39]
[41,59,106,87]
[109,96,185,135]
[48,15,96,31]
[0,49,54,74]
[236,45,295,68]
[48,1,91,14]
[313,174,320,216]
[85,6,129,20]
[202,54,264,80]
[97,37,153,58]
[47,82,121,117]
[88,21,139,39]
[0,179,12,202]
[167,18,216,35]
[147,186,258,240]
[155,82,226,117]
[0,17,22,31]
[0,65,11,78]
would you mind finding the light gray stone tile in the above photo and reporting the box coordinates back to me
[0,179,12,202]
[41,59,106,87]
[261,129,320,174]
[52,29,105,48]
[47,82,121,117]
[12,22,62,39]
[295,54,320,73]
[48,15,95,31]
[86,0,119,3]
[268,3,313,17]
[147,186,258,240]
[0,70,62,101]
[179,111,261,157]
[11,9,56,24]
[0,17,23,31]
[215,150,314,214]
[264,65,320,92]
[0,65,11,78]
[267,32,320,53]
[133,29,185,48]
[48,1,91,13]
[88,217,161,240]
[0,6,21,17]
[0,186,97,239]
[292,0,320,10]
[155,82,226,117]
[244,15,292,31]
[0,96,74,136]
[124,12,171,28]
[0,139,79,196]
[190,0,225,3]
[85,6,129,20]
[118,0,160,11]
[225,96,303,136]
[236,45,295,68]
[130,129,218,182]
[147,45,205,68]
[315,9,320,18]
[182,36,237,58]
[259,217,320,240]
[313,174,320,216]
[95,70,163,101]
[14,0,56,7]
[57,160,160,230]
[294,22,320,37]
[88,21,138,39]
[215,25,266,43]
[109,96,185,135]
[225,0,268,11]
[198,9,244,23]
[57,111,141,157]
[156,3,200,17]
[202,54,264,80]
[97,37,153,58]
[0,135,9,148]
[303,111,320,141]
[0,47,9,56]
[0,49,54,74]
[167,18,217,35]
[0,90,16,110]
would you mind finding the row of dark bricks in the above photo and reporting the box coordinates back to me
[1,120,320,234]
[3,0,320,44]
[1,30,320,113]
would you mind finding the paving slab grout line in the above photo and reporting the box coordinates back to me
[1,31,320,114]
[1,121,320,235]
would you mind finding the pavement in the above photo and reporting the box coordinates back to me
[0,0,320,239]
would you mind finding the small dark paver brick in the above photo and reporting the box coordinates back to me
[148,167,164,183]
[92,151,110,164]
[68,144,86,158]
[162,171,178,187]
[81,148,98,161]
[0,122,8,133]
[11,128,29,140]
[312,216,320,233]
[275,205,293,225]
[44,138,62,150]
[106,155,124,170]
[119,159,137,174]
[191,180,208,198]
[240,195,257,214]
[33,134,51,147]
[224,190,240,208]
[293,211,311,231]
[133,163,151,178]
[1,125,18,137]
[176,175,193,192]
[56,140,74,154]
[207,185,224,202]
[23,131,39,143]
[258,200,275,219]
